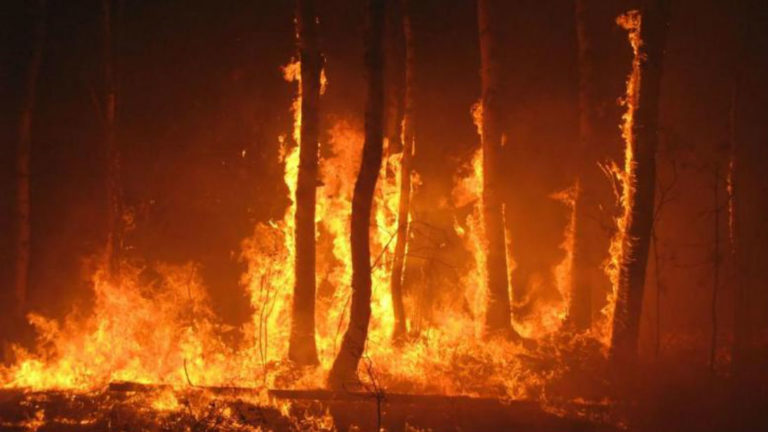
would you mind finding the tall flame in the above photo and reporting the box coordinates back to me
[239,59,302,380]
[2,54,586,404]
[600,11,643,345]
[452,102,488,334]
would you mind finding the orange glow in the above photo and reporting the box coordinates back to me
[2,58,591,404]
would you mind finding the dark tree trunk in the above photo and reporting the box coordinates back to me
[14,0,46,319]
[389,0,413,343]
[729,0,758,380]
[729,82,750,376]
[102,0,123,278]
[289,0,322,366]
[610,0,670,363]
[328,0,386,389]
[710,166,721,372]
[477,0,518,340]
[566,0,595,331]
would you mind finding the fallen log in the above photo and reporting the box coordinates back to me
[268,388,506,405]
[107,381,262,397]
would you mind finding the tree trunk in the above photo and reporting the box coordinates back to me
[729,0,755,380]
[102,0,123,278]
[14,0,46,319]
[609,0,669,363]
[729,80,751,377]
[566,0,594,331]
[729,76,755,381]
[389,0,413,342]
[328,0,386,389]
[710,166,720,372]
[289,0,322,366]
[477,0,518,340]
[651,226,662,357]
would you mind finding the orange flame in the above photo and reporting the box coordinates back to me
[1,56,588,404]
[599,10,643,346]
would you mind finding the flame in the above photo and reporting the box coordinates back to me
[510,183,578,338]
[552,182,578,320]
[599,11,643,345]
[239,59,302,379]
[0,60,308,393]
[315,120,360,364]
[452,145,488,335]
[1,52,595,407]
[2,263,243,390]
[314,121,402,366]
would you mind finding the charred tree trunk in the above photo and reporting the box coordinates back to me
[102,0,123,278]
[389,0,413,342]
[566,0,595,331]
[289,0,322,366]
[14,0,46,319]
[477,0,518,340]
[328,0,386,389]
[609,0,670,363]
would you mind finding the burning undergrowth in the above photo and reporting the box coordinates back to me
[0,42,620,432]
[0,127,597,398]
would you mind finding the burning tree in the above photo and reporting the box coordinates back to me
[289,0,323,367]
[5,2,768,430]
[476,0,519,340]
[387,0,414,343]
[327,0,386,389]
[608,0,670,363]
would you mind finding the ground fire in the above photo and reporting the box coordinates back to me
[1,0,768,431]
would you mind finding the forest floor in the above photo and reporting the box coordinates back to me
[1,353,767,431]
[0,383,615,432]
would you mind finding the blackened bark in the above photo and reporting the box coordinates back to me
[14,0,46,318]
[289,0,322,366]
[328,0,386,389]
[477,0,518,340]
[610,0,670,363]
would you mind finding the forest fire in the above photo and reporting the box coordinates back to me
[2,0,768,431]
